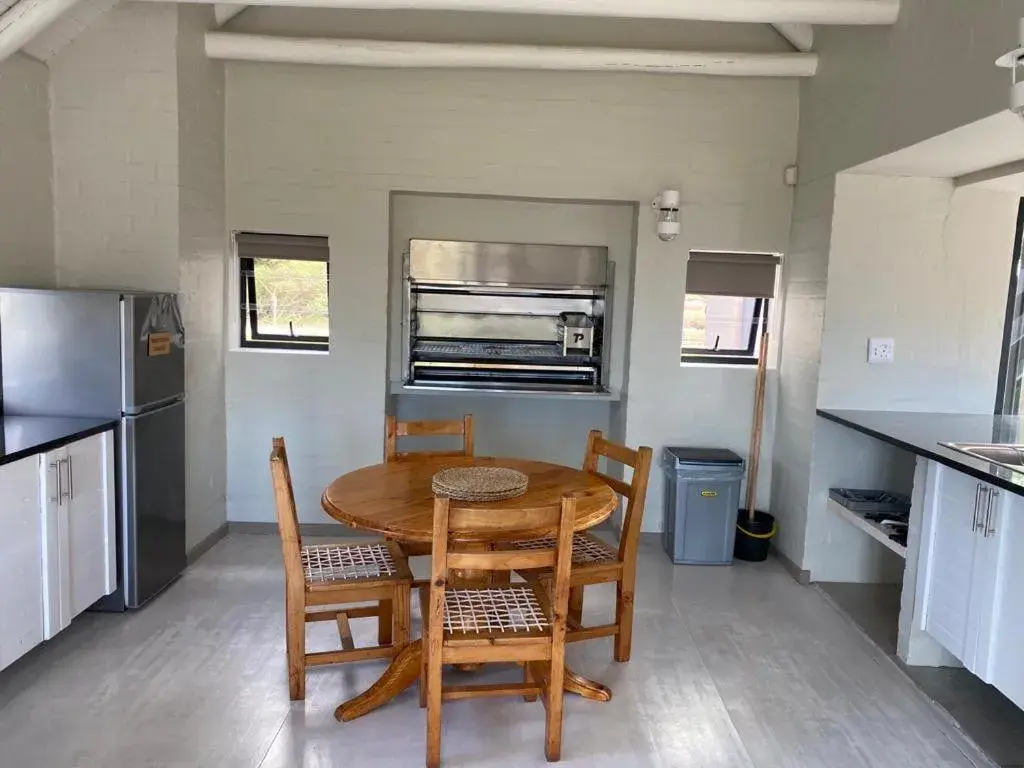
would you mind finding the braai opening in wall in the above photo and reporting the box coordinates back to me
[237,232,330,352]
[682,251,780,365]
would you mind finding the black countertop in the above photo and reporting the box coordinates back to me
[0,416,119,467]
[818,409,1024,496]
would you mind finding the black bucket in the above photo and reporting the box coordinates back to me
[735,509,777,562]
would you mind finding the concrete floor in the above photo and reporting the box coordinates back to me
[819,581,1024,768]
[0,534,994,768]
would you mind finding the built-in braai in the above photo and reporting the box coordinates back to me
[402,239,611,393]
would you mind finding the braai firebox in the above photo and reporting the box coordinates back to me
[402,240,611,394]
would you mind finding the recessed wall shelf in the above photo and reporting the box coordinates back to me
[827,498,907,559]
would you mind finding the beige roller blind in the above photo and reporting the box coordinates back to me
[686,251,781,298]
[236,232,329,262]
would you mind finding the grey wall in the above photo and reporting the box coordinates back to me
[224,64,797,525]
[0,53,54,286]
[771,0,1024,572]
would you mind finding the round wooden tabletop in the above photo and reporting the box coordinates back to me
[321,456,617,544]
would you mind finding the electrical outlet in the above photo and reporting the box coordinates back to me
[868,338,895,364]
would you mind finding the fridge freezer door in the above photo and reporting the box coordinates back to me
[122,294,186,414]
[121,400,186,608]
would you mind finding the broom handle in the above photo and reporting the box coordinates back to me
[745,333,769,518]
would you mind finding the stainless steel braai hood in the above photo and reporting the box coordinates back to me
[402,240,612,395]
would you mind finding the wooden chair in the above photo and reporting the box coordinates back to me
[270,437,413,701]
[384,414,474,462]
[420,494,577,768]
[384,414,474,558]
[516,430,652,662]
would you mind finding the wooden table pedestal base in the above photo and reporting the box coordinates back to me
[334,639,611,722]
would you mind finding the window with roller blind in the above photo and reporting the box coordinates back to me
[681,251,781,365]
[236,232,330,352]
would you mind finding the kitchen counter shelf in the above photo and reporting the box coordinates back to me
[827,498,907,559]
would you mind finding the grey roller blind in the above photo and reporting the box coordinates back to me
[686,251,781,298]
[236,232,329,262]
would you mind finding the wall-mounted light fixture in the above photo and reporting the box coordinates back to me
[996,19,1024,120]
[653,190,680,242]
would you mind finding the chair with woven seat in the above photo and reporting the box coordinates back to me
[270,437,413,701]
[384,414,474,558]
[419,493,577,768]
[515,430,652,663]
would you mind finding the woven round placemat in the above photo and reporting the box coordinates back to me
[432,466,529,502]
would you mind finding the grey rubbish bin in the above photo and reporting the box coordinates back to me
[662,447,745,565]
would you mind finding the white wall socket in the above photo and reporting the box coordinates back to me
[868,338,895,364]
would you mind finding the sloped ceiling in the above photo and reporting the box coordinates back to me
[16,0,118,61]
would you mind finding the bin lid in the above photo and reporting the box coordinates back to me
[664,447,744,466]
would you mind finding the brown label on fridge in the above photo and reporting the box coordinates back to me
[148,332,172,357]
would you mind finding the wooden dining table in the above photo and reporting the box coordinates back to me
[321,454,618,722]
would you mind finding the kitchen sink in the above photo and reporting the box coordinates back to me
[941,442,1024,470]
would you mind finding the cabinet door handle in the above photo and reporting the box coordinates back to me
[48,460,60,503]
[59,458,71,502]
[972,483,983,531]
[68,455,74,500]
[985,489,999,538]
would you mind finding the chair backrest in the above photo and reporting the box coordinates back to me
[385,414,474,462]
[582,430,653,564]
[270,437,304,586]
[427,495,576,646]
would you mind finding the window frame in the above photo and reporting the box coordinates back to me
[681,296,770,366]
[238,254,330,353]
[996,198,1024,414]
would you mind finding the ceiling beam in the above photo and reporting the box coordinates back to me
[0,0,82,65]
[137,0,900,26]
[214,4,248,25]
[771,22,813,51]
[206,32,819,76]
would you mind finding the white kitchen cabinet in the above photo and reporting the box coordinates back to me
[41,432,116,638]
[986,491,1024,709]
[0,456,45,671]
[918,461,1023,709]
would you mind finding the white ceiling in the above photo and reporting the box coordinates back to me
[0,0,21,16]
[17,0,118,61]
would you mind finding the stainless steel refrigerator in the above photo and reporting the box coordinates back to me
[0,288,186,609]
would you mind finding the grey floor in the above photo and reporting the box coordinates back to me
[0,534,994,768]
[819,581,1024,768]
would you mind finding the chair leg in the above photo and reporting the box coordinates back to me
[613,575,635,663]
[419,645,428,709]
[567,586,584,627]
[523,662,538,702]
[285,593,306,701]
[426,645,443,768]
[378,599,393,647]
[544,660,566,762]
[393,587,411,653]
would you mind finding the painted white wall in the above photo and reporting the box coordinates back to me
[770,0,1024,571]
[801,176,1020,583]
[819,176,1019,413]
[49,3,228,551]
[0,53,54,286]
[224,64,796,525]
[177,5,229,551]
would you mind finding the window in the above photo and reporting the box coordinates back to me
[681,251,780,365]
[237,232,330,352]
[997,199,1024,414]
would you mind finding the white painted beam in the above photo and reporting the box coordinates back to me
[206,32,819,76]
[0,0,81,64]
[138,0,901,26]
[214,4,247,25]
[772,22,813,52]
